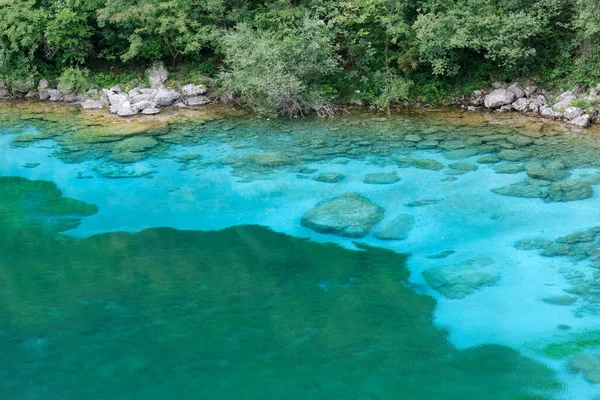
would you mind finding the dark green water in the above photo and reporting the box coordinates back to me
[0,176,559,399]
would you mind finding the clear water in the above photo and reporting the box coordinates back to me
[2,103,600,399]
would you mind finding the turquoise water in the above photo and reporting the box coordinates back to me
[2,106,600,398]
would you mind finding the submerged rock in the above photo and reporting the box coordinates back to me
[363,172,400,184]
[540,243,572,257]
[541,295,577,306]
[427,250,456,259]
[569,354,600,384]
[497,149,530,162]
[542,180,593,202]
[114,136,158,153]
[412,159,443,170]
[404,199,442,207]
[493,164,524,174]
[477,155,501,164]
[448,162,477,173]
[22,162,40,168]
[249,152,292,167]
[373,214,415,240]
[514,238,553,251]
[491,182,542,198]
[312,172,345,183]
[300,193,384,238]
[423,256,499,299]
[525,165,570,182]
[556,227,600,244]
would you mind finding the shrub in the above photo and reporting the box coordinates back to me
[57,67,91,93]
[219,17,340,117]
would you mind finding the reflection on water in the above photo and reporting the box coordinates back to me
[0,177,558,399]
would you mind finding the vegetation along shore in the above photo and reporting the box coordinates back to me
[1,0,600,125]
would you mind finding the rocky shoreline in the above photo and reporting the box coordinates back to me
[466,81,600,128]
[0,63,221,118]
[2,62,600,132]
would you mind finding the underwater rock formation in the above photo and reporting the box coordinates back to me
[301,193,384,238]
[423,257,500,299]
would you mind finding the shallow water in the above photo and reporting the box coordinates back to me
[2,104,600,399]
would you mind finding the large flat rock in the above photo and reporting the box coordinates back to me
[423,257,500,299]
[301,193,384,238]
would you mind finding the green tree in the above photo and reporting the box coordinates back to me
[219,16,339,116]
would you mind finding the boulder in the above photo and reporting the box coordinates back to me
[363,172,401,184]
[185,96,211,106]
[524,85,538,97]
[508,83,525,99]
[141,107,160,115]
[312,172,345,183]
[155,86,180,106]
[147,62,168,87]
[109,85,122,93]
[131,100,154,112]
[116,101,138,117]
[484,89,515,109]
[568,355,600,384]
[471,90,486,106]
[570,114,591,128]
[47,89,62,102]
[528,95,547,112]
[373,214,415,240]
[540,106,563,119]
[0,88,9,98]
[130,92,156,104]
[181,84,207,97]
[542,180,593,202]
[80,99,104,110]
[553,91,577,111]
[423,256,499,299]
[564,107,584,120]
[300,193,384,238]
[512,98,529,112]
[62,93,81,102]
[38,79,49,91]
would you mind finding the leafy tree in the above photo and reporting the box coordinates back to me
[0,0,46,81]
[219,16,339,116]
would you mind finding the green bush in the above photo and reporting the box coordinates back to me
[57,67,91,93]
[219,17,340,117]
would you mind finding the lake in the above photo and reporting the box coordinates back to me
[1,103,600,399]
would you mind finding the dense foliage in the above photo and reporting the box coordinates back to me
[0,0,598,115]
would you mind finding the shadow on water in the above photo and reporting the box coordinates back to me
[0,176,560,399]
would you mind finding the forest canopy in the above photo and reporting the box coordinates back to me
[0,0,598,114]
